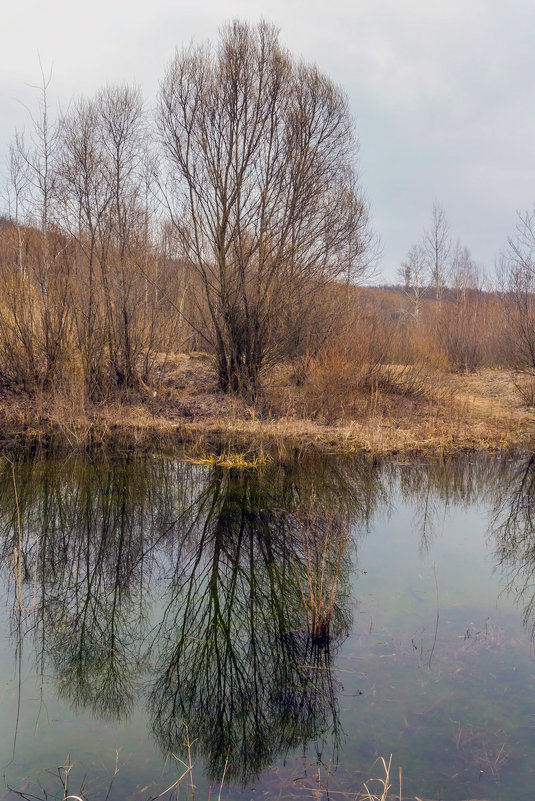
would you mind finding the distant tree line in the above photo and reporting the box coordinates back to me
[395,202,535,375]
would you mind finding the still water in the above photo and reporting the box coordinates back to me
[1,453,535,800]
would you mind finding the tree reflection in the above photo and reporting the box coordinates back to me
[491,455,535,637]
[148,465,359,783]
[394,454,512,551]
[0,457,191,721]
[4,450,533,790]
[0,454,379,783]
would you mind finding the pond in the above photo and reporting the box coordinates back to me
[1,452,535,800]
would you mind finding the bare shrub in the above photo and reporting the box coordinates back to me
[435,293,484,372]
[511,373,535,408]
[297,340,370,422]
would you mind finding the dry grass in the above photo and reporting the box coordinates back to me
[0,356,533,458]
[510,370,535,408]
[361,755,396,801]
[10,749,448,801]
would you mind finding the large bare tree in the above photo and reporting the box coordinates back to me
[158,20,371,396]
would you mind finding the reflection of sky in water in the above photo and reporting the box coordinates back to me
[1,456,535,800]
[338,488,535,801]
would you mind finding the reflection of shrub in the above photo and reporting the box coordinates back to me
[294,511,351,645]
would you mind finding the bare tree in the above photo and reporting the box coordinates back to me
[158,20,371,397]
[441,241,486,370]
[58,85,163,395]
[57,94,111,394]
[436,250,486,372]
[450,240,482,298]
[399,242,427,319]
[96,85,148,389]
[502,209,535,371]
[1,65,73,391]
[5,144,30,276]
[508,208,535,275]
[423,202,451,305]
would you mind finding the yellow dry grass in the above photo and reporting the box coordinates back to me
[0,360,533,457]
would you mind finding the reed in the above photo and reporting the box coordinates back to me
[8,749,433,800]
[361,755,399,801]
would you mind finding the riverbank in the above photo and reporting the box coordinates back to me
[0,357,533,457]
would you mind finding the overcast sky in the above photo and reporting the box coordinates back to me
[1,0,533,282]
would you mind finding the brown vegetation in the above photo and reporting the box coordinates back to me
[0,202,533,459]
[2,24,535,458]
[0,23,375,406]
[0,340,532,458]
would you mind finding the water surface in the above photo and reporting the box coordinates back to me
[1,453,535,800]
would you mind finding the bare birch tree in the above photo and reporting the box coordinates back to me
[424,202,451,305]
[399,242,427,319]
